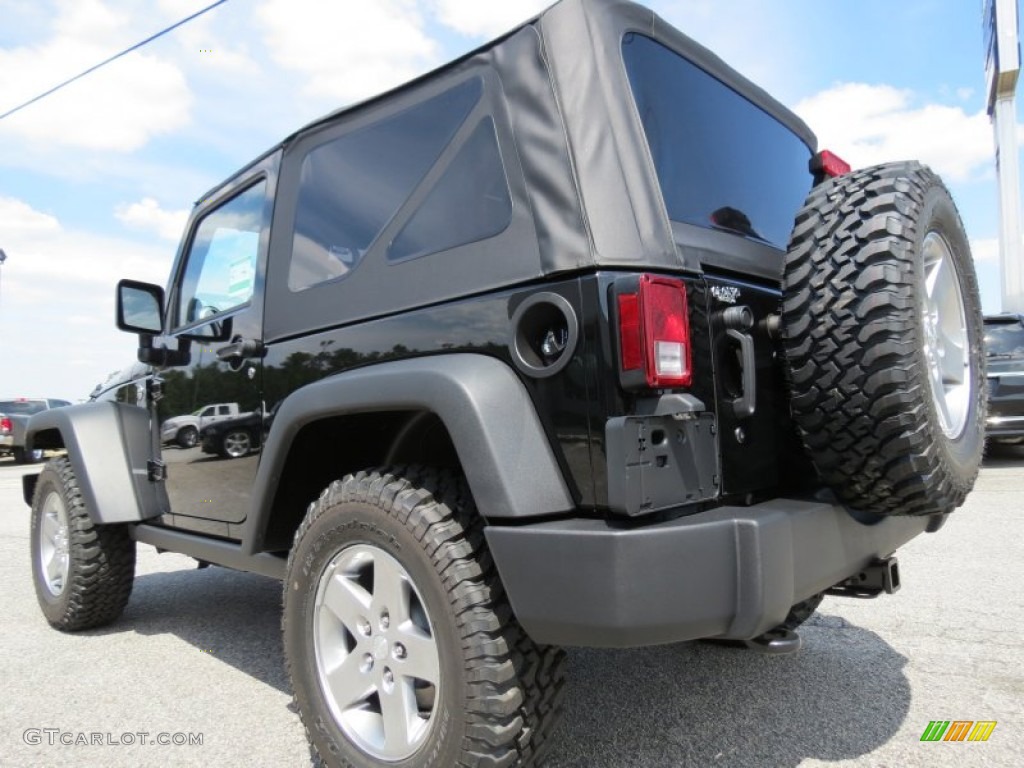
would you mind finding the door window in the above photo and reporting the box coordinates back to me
[175,181,267,329]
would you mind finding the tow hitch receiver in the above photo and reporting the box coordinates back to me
[826,557,900,598]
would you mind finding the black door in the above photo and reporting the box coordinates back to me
[158,170,274,535]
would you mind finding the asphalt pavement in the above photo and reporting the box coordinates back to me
[1,453,1021,768]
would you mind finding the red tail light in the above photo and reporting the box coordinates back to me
[616,274,692,388]
[811,149,851,179]
[0,417,10,433]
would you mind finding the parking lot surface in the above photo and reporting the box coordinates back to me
[1,454,1021,767]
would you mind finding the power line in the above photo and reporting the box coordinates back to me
[0,0,229,122]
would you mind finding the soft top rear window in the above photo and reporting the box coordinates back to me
[622,33,812,250]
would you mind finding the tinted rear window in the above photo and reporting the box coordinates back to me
[0,400,46,415]
[985,318,1024,358]
[622,34,812,250]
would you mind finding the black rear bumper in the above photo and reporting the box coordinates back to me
[485,497,933,647]
[985,415,1024,440]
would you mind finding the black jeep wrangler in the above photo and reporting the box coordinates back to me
[23,1,985,765]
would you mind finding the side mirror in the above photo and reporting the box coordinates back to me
[116,279,184,366]
[117,279,164,334]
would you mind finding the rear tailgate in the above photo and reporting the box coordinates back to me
[702,275,812,499]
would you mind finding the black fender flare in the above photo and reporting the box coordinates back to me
[242,354,575,554]
[24,402,169,523]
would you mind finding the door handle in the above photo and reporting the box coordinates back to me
[216,336,264,363]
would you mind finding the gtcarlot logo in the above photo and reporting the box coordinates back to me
[23,729,203,747]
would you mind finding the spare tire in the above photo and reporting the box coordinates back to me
[781,161,985,517]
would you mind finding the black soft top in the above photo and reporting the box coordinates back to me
[200,0,819,339]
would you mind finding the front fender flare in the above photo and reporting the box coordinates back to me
[25,402,169,523]
[242,354,575,554]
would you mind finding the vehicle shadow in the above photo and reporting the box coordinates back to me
[545,612,910,768]
[83,566,910,767]
[87,565,291,694]
[983,442,1024,467]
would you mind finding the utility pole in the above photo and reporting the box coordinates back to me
[985,0,1023,312]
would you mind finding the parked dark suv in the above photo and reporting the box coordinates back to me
[23,1,985,766]
[984,313,1024,445]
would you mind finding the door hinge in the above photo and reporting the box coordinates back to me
[147,459,167,482]
[147,376,164,403]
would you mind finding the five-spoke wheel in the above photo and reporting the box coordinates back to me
[37,488,70,597]
[314,544,440,761]
[221,430,251,458]
[920,231,971,440]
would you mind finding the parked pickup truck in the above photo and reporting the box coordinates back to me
[0,398,71,463]
[0,414,11,456]
[160,402,245,448]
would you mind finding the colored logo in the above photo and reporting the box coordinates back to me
[920,721,997,742]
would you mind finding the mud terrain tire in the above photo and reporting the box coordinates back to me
[782,162,985,517]
[30,457,136,629]
[284,466,566,768]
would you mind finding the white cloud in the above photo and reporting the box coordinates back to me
[429,0,552,38]
[53,0,126,42]
[648,0,804,101]
[115,197,189,242]
[0,196,170,288]
[972,238,999,264]
[0,197,60,234]
[0,1,193,152]
[157,0,261,75]
[0,195,173,399]
[257,0,439,103]
[794,83,993,183]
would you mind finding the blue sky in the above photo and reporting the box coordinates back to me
[0,0,1014,400]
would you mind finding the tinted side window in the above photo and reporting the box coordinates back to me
[622,34,812,250]
[388,118,512,262]
[289,78,483,291]
[176,182,266,328]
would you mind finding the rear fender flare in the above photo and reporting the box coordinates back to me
[241,354,575,554]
